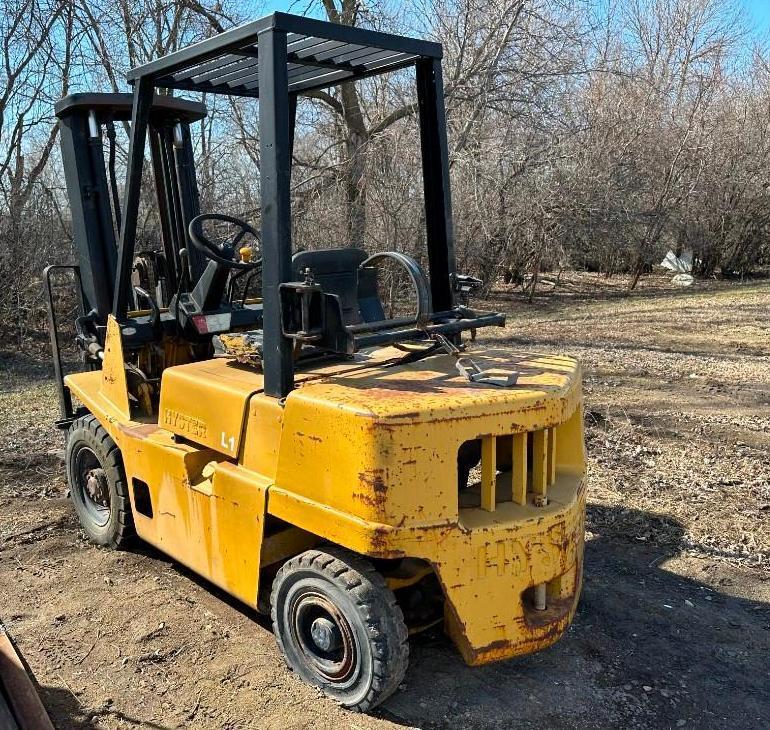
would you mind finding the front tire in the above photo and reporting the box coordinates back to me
[270,547,409,712]
[65,415,134,548]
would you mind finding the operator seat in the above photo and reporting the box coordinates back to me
[291,248,386,326]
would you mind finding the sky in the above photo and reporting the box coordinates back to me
[745,0,770,33]
[263,1,770,36]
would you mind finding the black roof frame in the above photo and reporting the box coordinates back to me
[124,13,442,98]
[114,12,457,398]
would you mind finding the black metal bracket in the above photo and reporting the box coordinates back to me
[44,264,85,425]
[279,271,325,343]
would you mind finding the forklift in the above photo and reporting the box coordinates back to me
[45,13,586,711]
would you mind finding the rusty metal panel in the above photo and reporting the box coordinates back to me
[157,357,265,458]
[444,475,585,664]
[274,348,583,528]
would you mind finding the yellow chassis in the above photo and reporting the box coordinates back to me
[65,316,586,665]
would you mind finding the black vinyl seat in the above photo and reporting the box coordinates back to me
[291,248,386,326]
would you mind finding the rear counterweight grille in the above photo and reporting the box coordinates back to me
[461,427,557,512]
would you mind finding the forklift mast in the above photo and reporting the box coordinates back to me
[54,93,208,332]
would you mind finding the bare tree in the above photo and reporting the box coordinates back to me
[3,0,770,345]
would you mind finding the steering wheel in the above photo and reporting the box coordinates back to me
[188,213,261,270]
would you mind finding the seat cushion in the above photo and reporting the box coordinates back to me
[292,248,369,325]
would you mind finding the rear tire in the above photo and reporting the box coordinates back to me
[270,546,409,712]
[65,415,134,548]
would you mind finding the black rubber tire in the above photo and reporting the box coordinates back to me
[270,546,409,712]
[65,415,135,548]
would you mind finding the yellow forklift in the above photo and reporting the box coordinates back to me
[45,13,586,711]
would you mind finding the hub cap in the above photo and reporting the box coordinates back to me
[75,447,111,527]
[310,616,342,652]
[289,591,357,684]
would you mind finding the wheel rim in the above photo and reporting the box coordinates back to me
[74,446,111,527]
[288,590,358,685]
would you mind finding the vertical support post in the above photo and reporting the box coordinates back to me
[113,77,154,319]
[416,58,456,313]
[480,435,496,511]
[88,129,119,298]
[165,128,189,281]
[532,429,548,497]
[44,266,80,421]
[288,92,297,170]
[173,121,206,283]
[511,432,528,505]
[547,426,557,485]
[259,28,294,398]
[149,127,179,292]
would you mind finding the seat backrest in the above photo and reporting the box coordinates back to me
[292,248,369,325]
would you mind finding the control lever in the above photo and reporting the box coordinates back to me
[133,286,162,335]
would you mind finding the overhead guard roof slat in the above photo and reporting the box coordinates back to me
[128,12,441,97]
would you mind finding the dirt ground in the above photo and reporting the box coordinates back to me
[1,274,768,729]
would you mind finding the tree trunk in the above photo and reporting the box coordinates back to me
[628,256,644,292]
[528,259,540,303]
[344,127,367,247]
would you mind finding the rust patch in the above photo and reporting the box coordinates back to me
[351,491,381,510]
[471,638,512,658]
[358,468,387,506]
[522,594,575,630]
[368,525,405,559]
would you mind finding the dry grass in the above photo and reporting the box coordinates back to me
[478,275,770,571]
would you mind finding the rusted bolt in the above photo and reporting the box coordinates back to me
[534,583,547,611]
[533,495,549,507]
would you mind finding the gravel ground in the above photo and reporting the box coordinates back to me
[0,275,768,729]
